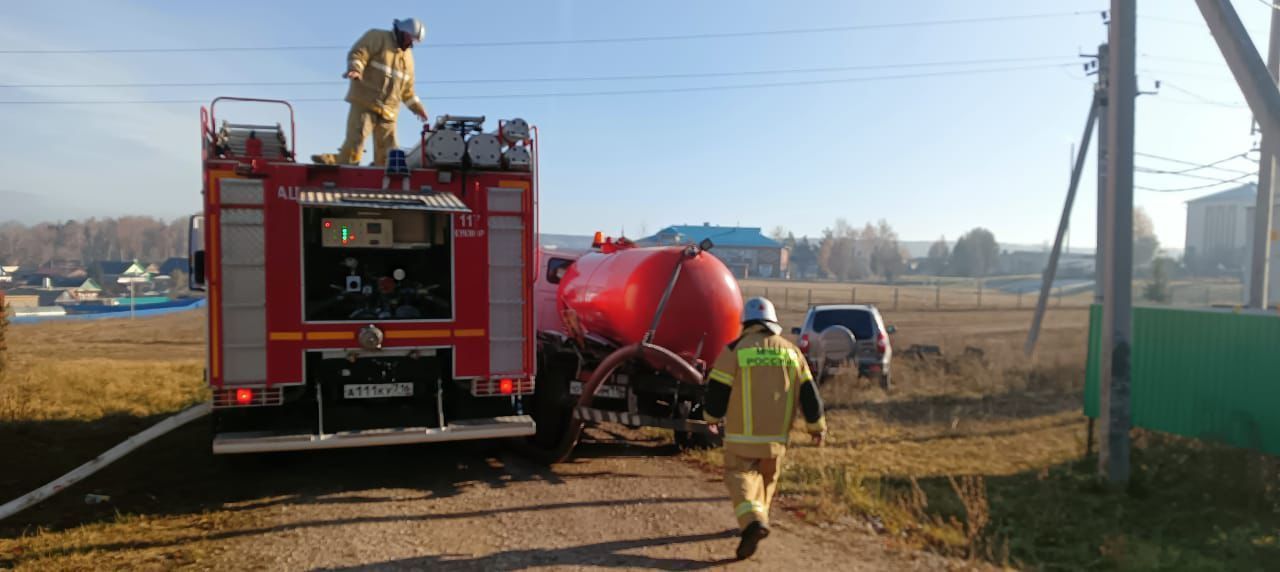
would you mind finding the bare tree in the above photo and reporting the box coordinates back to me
[1134,207,1160,267]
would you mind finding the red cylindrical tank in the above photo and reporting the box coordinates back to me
[557,245,743,365]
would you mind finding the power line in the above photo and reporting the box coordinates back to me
[0,56,1080,90]
[1134,151,1257,175]
[1134,153,1252,175]
[1159,82,1246,108]
[0,62,1075,105]
[0,12,1101,55]
[1136,172,1256,193]
[1136,165,1251,182]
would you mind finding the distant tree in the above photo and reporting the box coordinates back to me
[949,228,1000,277]
[926,236,950,275]
[1143,257,1173,303]
[1134,207,1160,267]
[869,220,906,282]
[818,219,860,281]
[791,236,818,279]
[769,225,788,243]
[0,216,188,268]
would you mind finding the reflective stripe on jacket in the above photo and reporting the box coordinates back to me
[704,324,826,458]
[345,29,425,121]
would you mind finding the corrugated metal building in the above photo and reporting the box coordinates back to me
[1184,183,1255,273]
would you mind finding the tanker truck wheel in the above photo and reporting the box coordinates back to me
[674,402,722,451]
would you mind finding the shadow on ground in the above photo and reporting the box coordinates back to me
[0,413,683,539]
[316,530,740,571]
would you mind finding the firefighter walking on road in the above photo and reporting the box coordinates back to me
[311,18,429,167]
[703,297,826,560]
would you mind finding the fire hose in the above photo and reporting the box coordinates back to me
[0,402,211,522]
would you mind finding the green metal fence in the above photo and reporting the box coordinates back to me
[1085,305,1280,455]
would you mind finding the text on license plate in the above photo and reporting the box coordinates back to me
[343,383,414,399]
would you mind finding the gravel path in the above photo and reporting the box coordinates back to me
[4,428,960,571]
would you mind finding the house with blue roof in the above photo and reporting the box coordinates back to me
[637,223,787,278]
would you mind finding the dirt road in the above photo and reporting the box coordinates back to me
[2,424,960,571]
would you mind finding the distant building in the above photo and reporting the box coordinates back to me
[638,223,786,278]
[55,279,105,304]
[93,260,151,294]
[1185,184,1255,273]
[0,265,13,284]
[158,257,189,276]
[3,287,64,308]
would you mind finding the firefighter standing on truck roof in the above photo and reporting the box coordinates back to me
[311,18,428,167]
[703,296,826,561]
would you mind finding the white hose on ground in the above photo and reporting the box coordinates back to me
[0,401,211,522]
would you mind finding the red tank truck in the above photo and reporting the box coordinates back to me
[529,236,744,461]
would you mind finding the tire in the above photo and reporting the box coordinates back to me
[675,402,723,450]
[529,362,575,450]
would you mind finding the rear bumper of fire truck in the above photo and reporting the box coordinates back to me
[212,415,535,454]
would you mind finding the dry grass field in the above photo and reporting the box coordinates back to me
[1,301,1276,570]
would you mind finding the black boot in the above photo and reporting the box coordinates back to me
[735,521,771,560]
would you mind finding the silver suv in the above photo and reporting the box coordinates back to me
[790,304,895,390]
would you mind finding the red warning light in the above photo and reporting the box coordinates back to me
[234,388,254,405]
[498,378,515,395]
[324,221,332,229]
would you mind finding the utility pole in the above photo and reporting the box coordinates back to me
[1099,0,1135,486]
[1095,43,1110,306]
[1251,4,1280,309]
[1024,99,1098,356]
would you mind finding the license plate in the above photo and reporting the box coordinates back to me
[343,383,414,399]
[570,381,627,399]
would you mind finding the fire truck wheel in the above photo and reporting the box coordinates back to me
[530,369,574,450]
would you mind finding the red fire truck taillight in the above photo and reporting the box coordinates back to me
[212,386,282,408]
[472,378,534,397]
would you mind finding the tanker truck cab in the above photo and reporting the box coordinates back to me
[529,237,744,458]
[192,99,540,454]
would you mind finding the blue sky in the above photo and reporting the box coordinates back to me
[0,1,1269,251]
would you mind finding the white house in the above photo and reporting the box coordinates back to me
[1185,183,1255,273]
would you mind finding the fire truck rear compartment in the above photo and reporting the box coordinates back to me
[301,205,453,322]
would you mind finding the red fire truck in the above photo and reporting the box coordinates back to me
[191,98,539,453]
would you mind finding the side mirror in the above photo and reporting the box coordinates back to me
[886,325,897,335]
[790,327,801,335]
[188,214,207,291]
[699,238,714,251]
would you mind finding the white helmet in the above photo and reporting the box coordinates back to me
[742,297,780,334]
[394,18,427,45]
